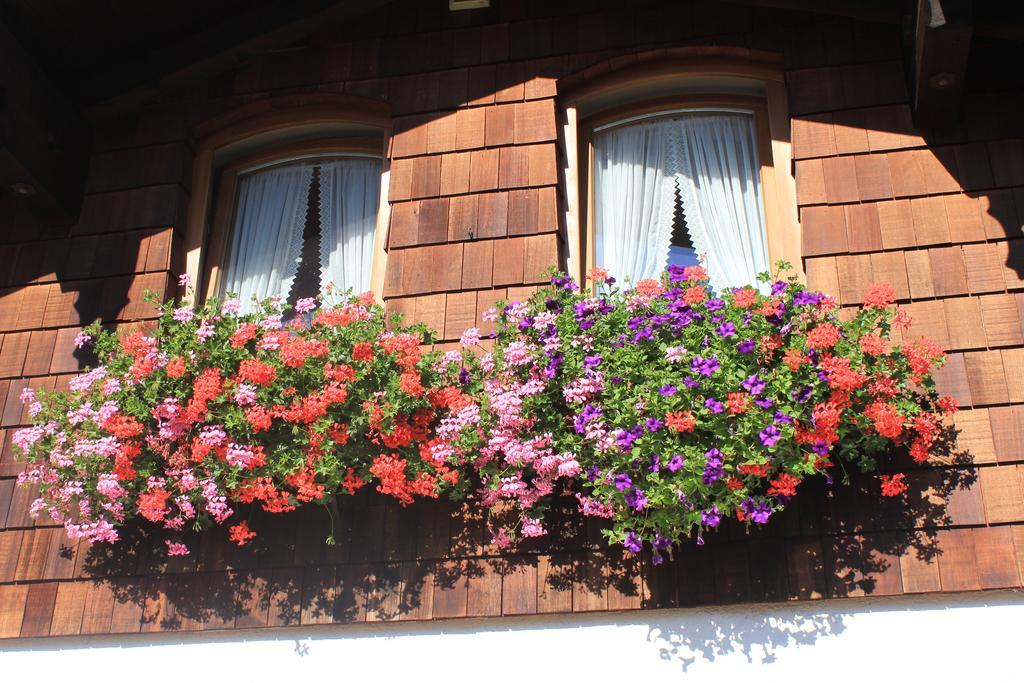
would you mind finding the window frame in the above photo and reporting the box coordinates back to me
[558,55,801,287]
[182,94,394,305]
[201,136,385,305]
[579,95,779,285]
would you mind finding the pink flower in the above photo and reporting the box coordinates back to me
[664,346,686,363]
[222,298,242,315]
[460,327,481,348]
[165,540,190,556]
[74,331,92,349]
[196,320,215,342]
[234,383,257,406]
[177,273,192,287]
[261,314,283,330]
[295,297,317,314]
[172,307,194,323]
[520,517,546,537]
[482,307,499,323]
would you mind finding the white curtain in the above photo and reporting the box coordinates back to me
[318,158,381,295]
[593,120,677,283]
[222,164,314,312]
[671,114,770,292]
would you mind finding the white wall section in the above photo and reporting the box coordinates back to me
[3,589,1020,682]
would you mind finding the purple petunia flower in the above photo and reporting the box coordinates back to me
[667,455,685,472]
[759,424,782,447]
[543,352,564,379]
[705,298,725,311]
[459,367,470,385]
[616,425,644,450]
[653,533,671,551]
[738,338,756,353]
[574,404,603,434]
[774,411,794,425]
[646,417,664,432]
[812,440,830,455]
[614,473,633,491]
[704,397,724,414]
[701,505,721,528]
[754,397,775,409]
[623,532,642,553]
[586,466,600,482]
[683,377,700,388]
[792,385,812,403]
[771,281,788,296]
[741,373,766,395]
[691,355,721,377]
[742,498,773,524]
[583,354,602,369]
[716,321,736,337]
[659,384,677,397]
[625,487,648,511]
[793,290,822,307]
[702,448,724,484]
[649,454,661,472]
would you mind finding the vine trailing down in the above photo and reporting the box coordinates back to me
[14,264,955,561]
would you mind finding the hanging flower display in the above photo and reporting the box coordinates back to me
[13,263,954,559]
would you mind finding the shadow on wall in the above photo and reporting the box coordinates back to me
[64,418,972,656]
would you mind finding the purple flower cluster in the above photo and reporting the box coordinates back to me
[742,498,773,524]
[701,448,724,485]
[759,424,782,447]
[691,355,720,377]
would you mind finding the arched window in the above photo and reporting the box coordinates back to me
[561,51,800,291]
[182,95,392,309]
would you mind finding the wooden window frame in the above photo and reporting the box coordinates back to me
[183,94,393,304]
[560,57,801,285]
[201,136,385,304]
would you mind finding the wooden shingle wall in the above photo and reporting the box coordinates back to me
[2,0,1024,639]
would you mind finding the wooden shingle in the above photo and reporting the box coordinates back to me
[791,114,836,159]
[910,196,951,246]
[853,154,893,201]
[973,526,1021,589]
[801,205,848,256]
[943,298,985,350]
[513,99,557,144]
[794,158,826,205]
[876,199,917,249]
[887,150,928,198]
[928,247,968,297]
[821,156,860,204]
[963,243,1008,294]
[0,584,29,638]
[845,204,883,253]
[981,294,1024,347]
[954,408,996,464]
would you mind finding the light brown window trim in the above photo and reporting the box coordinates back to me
[201,137,384,304]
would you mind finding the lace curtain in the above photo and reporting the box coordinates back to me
[221,164,314,312]
[317,158,381,295]
[592,112,770,291]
